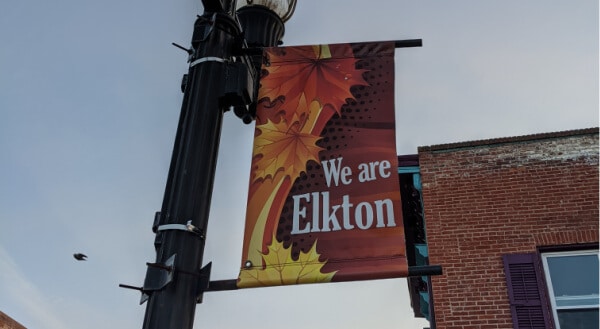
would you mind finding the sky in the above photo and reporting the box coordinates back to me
[0,1,597,329]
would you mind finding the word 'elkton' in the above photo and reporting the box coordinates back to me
[291,192,396,234]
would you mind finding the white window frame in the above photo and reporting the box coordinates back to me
[541,249,599,329]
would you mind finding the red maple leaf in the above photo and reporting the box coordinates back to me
[258,44,368,124]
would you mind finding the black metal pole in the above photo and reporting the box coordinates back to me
[142,2,240,328]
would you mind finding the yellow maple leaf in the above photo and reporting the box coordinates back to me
[237,238,336,288]
[252,104,323,182]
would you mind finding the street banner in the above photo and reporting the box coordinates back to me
[237,42,407,288]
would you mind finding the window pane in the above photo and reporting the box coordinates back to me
[555,296,600,308]
[546,254,599,306]
[557,309,599,329]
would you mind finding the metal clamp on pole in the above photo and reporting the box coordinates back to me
[189,56,230,68]
[157,220,205,239]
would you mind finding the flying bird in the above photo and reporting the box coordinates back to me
[73,253,87,261]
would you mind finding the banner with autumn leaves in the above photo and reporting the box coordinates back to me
[237,42,407,288]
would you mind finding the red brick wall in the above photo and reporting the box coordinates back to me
[0,311,26,329]
[418,130,599,329]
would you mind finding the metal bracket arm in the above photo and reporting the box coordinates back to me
[119,254,177,304]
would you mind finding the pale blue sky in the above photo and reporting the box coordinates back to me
[0,1,598,328]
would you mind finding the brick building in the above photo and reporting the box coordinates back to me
[401,128,599,329]
[0,311,26,329]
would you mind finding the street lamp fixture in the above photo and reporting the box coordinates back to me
[228,0,296,123]
[236,0,297,47]
[238,0,296,22]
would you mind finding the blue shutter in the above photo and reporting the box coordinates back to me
[503,253,555,329]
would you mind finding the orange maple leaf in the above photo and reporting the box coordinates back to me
[252,104,323,182]
[259,44,368,124]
